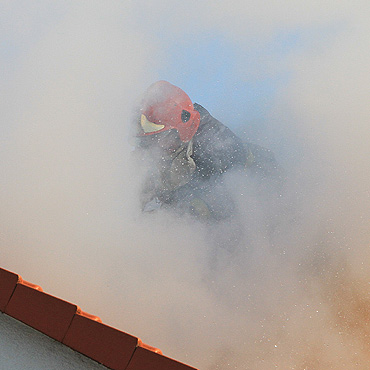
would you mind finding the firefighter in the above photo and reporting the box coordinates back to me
[134,80,280,221]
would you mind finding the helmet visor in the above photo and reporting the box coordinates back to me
[140,114,165,134]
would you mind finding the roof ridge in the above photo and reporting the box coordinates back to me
[0,266,198,370]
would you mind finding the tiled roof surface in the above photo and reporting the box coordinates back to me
[0,266,198,370]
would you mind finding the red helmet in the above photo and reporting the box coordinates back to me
[138,81,200,142]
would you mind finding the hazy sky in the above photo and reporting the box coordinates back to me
[1,1,370,369]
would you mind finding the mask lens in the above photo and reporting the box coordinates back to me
[181,110,191,123]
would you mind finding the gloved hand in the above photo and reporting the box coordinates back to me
[189,198,211,220]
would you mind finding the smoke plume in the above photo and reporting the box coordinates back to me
[1,2,370,369]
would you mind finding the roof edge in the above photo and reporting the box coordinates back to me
[0,266,198,370]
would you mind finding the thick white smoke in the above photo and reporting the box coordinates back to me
[1,2,370,369]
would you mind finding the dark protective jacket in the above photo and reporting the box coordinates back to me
[191,103,247,179]
[192,103,280,180]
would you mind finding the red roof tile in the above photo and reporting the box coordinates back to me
[63,312,139,370]
[126,347,198,370]
[5,281,79,341]
[0,266,198,370]
[0,268,20,311]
